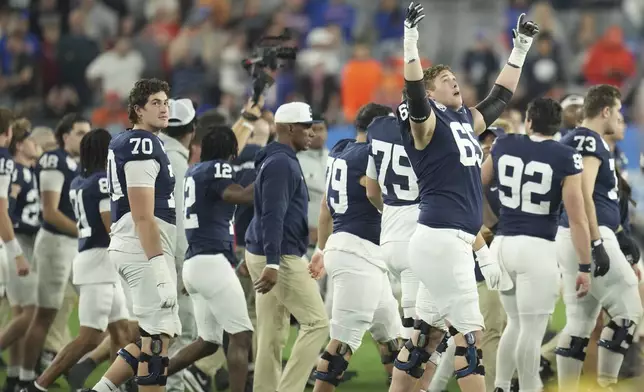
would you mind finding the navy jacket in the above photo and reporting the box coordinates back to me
[245,142,309,265]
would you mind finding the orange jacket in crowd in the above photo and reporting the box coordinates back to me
[583,26,635,88]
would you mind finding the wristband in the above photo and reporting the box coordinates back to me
[241,111,259,122]
[578,263,591,273]
[507,47,528,68]
[315,247,323,254]
[403,28,420,63]
[5,238,23,258]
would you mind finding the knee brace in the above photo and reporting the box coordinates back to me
[555,336,590,362]
[314,343,350,386]
[135,333,169,386]
[379,339,401,365]
[598,319,636,355]
[402,317,415,330]
[118,347,139,374]
[453,331,485,379]
[394,319,436,379]
[436,331,451,354]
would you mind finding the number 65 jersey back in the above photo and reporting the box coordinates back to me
[492,134,582,241]
[106,130,177,254]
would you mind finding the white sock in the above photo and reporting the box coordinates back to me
[33,381,47,391]
[495,314,520,391]
[19,368,36,381]
[555,333,584,391]
[7,366,19,378]
[428,338,454,392]
[94,377,118,392]
[516,314,550,392]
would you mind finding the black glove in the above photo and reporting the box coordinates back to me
[616,230,641,266]
[404,2,425,29]
[512,13,540,40]
[591,239,610,277]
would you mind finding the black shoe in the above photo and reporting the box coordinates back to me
[182,364,212,392]
[17,381,38,392]
[67,358,98,392]
[213,368,229,391]
[3,377,18,392]
[510,378,519,392]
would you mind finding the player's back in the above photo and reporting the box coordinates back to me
[326,139,381,245]
[397,99,483,235]
[492,134,581,240]
[10,163,40,235]
[69,171,111,252]
[559,127,620,231]
[35,148,78,237]
[367,115,420,244]
[184,159,236,264]
[106,130,176,254]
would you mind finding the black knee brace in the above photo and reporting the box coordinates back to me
[402,317,415,330]
[555,336,590,362]
[135,333,169,386]
[435,331,451,354]
[379,340,401,365]
[598,319,636,355]
[118,347,139,374]
[314,343,350,386]
[453,331,485,379]
[394,319,436,379]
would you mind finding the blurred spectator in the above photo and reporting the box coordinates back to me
[297,60,339,116]
[341,42,382,122]
[218,32,249,101]
[133,4,181,80]
[40,20,61,94]
[90,91,130,134]
[57,10,99,106]
[583,25,636,88]
[298,27,343,75]
[0,31,36,111]
[86,36,145,100]
[78,0,119,46]
[374,0,404,43]
[523,32,566,101]
[320,0,356,42]
[462,33,500,101]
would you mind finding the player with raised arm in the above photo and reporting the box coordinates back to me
[389,4,538,392]
[19,114,90,388]
[22,129,132,392]
[479,98,591,392]
[308,123,401,392]
[555,85,643,391]
[101,78,180,392]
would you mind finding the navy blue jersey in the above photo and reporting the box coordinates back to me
[35,148,78,237]
[70,172,111,252]
[485,181,501,221]
[107,130,176,225]
[184,159,236,263]
[326,139,381,245]
[492,134,582,241]
[367,115,419,206]
[10,163,40,235]
[232,144,261,247]
[397,100,483,235]
[560,127,620,231]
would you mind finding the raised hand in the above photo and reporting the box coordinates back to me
[404,2,425,29]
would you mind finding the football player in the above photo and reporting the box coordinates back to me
[555,84,643,390]
[389,3,538,392]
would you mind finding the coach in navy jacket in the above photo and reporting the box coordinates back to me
[244,102,329,392]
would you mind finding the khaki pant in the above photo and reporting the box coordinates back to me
[477,281,506,392]
[246,251,329,392]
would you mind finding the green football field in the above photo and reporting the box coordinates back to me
[0,301,569,392]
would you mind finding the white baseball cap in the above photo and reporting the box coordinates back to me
[561,94,584,110]
[168,98,196,126]
[274,102,323,125]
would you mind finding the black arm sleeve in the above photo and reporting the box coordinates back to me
[475,84,513,128]
[404,79,432,123]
